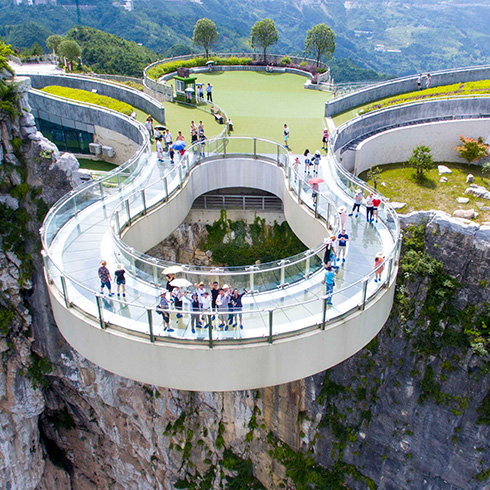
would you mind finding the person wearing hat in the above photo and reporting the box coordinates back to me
[114,263,126,297]
[323,236,338,267]
[337,228,349,263]
[313,150,321,175]
[374,253,385,283]
[216,288,230,329]
[349,189,363,217]
[338,205,348,228]
[303,149,312,177]
[98,260,113,297]
[157,290,173,332]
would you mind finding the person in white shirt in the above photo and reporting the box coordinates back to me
[156,138,165,162]
[163,130,172,152]
[283,124,290,148]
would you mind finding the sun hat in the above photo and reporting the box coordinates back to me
[160,289,168,295]
[315,150,321,156]
[338,205,347,213]
[116,263,123,270]
[375,252,384,259]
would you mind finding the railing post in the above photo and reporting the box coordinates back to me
[327,203,331,227]
[163,177,168,201]
[276,146,280,165]
[249,270,255,292]
[117,173,121,187]
[315,194,319,218]
[125,199,131,225]
[297,181,302,204]
[115,211,121,234]
[279,261,285,287]
[254,138,257,159]
[268,310,273,344]
[386,257,393,287]
[322,297,328,330]
[60,275,70,308]
[208,314,213,349]
[223,138,227,158]
[153,262,158,283]
[98,181,105,199]
[96,294,106,329]
[305,253,310,278]
[360,279,368,310]
[178,165,183,189]
[147,308,154,342]
[141,190,147,215]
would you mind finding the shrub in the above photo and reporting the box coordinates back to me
[40,86,133,116]
[280,56,291,66]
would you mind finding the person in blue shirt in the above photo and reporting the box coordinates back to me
[322,266,336,306]
[337,229,349,263]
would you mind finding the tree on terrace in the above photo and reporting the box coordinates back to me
[58,40,81,72]
[305,23,335,67]
[455,135,489,165]
[193,18,219,58]
[407,145,434,181]
[250,18,279,63]
[46,35,63,56]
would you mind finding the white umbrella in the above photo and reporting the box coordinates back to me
[185,87,195,92]
[170,278,192,288]
[206,60,215,65]
[163,265,184,275]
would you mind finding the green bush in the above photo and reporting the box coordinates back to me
[40,86,134,116]
[299,61,307,67]
[280,56,291,66]
[147,56,253,80]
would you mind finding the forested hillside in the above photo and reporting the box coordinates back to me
[1,0,490,79]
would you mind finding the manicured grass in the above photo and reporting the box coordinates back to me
[167,71,332,151]
[332,79,490,127]
[77,158,117,172]
[40,86,134,115]
[359,162,490,222]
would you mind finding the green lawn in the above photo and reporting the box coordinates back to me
[359,162,490,222]
[168,71,332,152]
[77,158,117,172]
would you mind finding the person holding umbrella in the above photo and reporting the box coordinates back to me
[171,138,187,158]
[308,176,324,207]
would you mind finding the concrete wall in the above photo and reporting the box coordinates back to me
[23,73,165,124]
[94,126,138,165]
[325,65,490,117]
[187,209,286,226]
[354,119,490,175]
[29,90,145,145]
[48,271,395,391]
[332,97,490,153]
[122,158,330,253]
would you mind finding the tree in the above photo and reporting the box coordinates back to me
[250,18,279,63]
[367,165,382,189]
[455,135,489,165]
[192,18,218,58]
[46,35,63,56]
[30,42,43,56]
[58,40,81,71]
[305,23,335,67]
[407,145,434,181]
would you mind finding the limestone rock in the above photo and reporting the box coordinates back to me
[390,202,407,210]
[438,165,452,175]
[19,113,36,127]
[480,206,490,211]
[456,197,469,204]
[466,174,475,183]
[464,184,490,200]
[439,176,448,183]
[453,208,478,219]
[52,153,84,188]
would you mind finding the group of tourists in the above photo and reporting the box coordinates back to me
[157,276,248,334]
[348,189,382,224]
[98,261,126,297]
[417,73,432,90]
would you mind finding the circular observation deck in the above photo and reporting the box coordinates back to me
[42,126,400,390]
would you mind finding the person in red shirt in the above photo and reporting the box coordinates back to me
[372,195,382,223]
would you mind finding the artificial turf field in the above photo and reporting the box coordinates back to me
[167,71,332,152]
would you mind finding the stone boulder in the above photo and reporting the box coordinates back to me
[464,184,490,200]
[456,197,469,204]
[440,176,448,183]
[438,165,452,175]
[466,174,475,183]
[391,202,407,210]
[453,208,478,219]
[52,152,84,188]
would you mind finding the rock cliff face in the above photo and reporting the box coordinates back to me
[1,80,490,489]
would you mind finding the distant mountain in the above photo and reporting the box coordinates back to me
[1,0,490,79]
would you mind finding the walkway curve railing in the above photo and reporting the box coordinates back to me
[109,136,337,293]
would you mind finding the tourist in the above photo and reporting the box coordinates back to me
[190,121,198,144]
[194,282,207,324]
[169,147,175,164]
[304,149,312,176]
[338,205,348,228]
[374,252,385,282]
[154,127,162,140]
[216,288,229,328]
[166,273,176,293]
[164,129,172,152]
[145,116,153,140]
[366,192,374,223]
[199,133,207,157]
[311,181,319,207]
[171,286,184,319]
[98,260,113,296]
[206,83,213,102]
[322,265,336,306]
[176,131,185,141]
[349,189,363,217]
[198,121,204,137]
[426,73,432,88]
[198,85,204,101]
[190,293,201,334]
[323,236,337,267]
[200,291,212,328]
[283,124,290,148]
[130,110,137,120]
[114,263,126,297]
[313,150,321,175]
[156,137,165,162]
[322,129,329,149]
[337,229,349,263]
[209,281,220,319]
[226,117,233,133]
[372,195,382,223]
[157,290,172,332]
[293,157,300,183]
[417,73,423,90]
[229,288,247,329]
